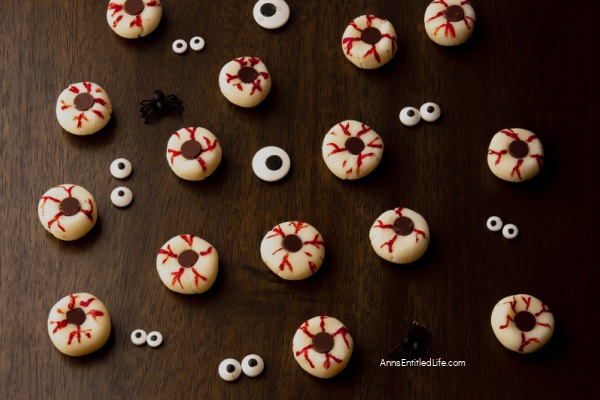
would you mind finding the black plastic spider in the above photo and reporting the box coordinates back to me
[139,90,184,123]
[388,321,430,359]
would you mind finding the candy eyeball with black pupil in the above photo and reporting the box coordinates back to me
[172,39,187,54]
[399,107,421,127]
[502,223,519,239]
[241,354,264,377]
[110,158,132,179]
[486,216,503,232]
[252,146,291,182]
[111,186,133,207]
[146,331,163,347]
[190,36,205,51]
[253,0,290,30]
[130,329,147,346]
[420,102,441,122]
[219,358,241,381]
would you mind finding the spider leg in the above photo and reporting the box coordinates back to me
[140,103,156,114]
[140,107,156,124]
[164,96,184,116]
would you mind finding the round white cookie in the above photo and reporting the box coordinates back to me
[260,221,325,280]
[107,0,162,39]
[424,0,476,46]
[166,127,222,181]
[156,234,218,294]
[491,294,554,354]
[38,184,98,241]
[292,316,353,379]
[369,207,430,264]
[56,82,112,136]
[322,120,384,180]
[47,293,111,357]
[341,15,398,69]
[218,57,271,107]
[487,128,544,182]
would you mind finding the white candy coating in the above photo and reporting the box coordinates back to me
[486,216,503,232]
[219,57,271,108]
[189,36,205,51]
[166,127,222,181]
[399,107,421,127]
[487,128,544,182]
[111,187,133,207]
[419,102,441,122]
[502,224,519,239]
[341,15,398,69]
[107,0,163,39]
[253,0,290,29]
[56,82,112,135]
[172,39,187,54]
[252,146,291,182]
[241,354,264,377]
[424,0,476,46]
[219,359,242,381]
[131,329,147,346]
[146,331,163,348]
[110,158,132,179]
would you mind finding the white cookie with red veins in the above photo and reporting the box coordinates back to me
[322,120,384,180]
[292,316,353,379]
[487,128,544,182]
[166,127,222,181]
[56,82,112,135]
[107,0,162,39]
[156,234,218,294]
[218,57,271,107]
[260,221,325,280]
[38,184,98,241]
[424,0,476,46]
[341,15,398,69]
[491,294,554,354]
[369,207,430,264]
[47,293,111,357]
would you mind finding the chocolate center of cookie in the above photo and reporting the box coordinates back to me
[514,311,537,332]
[266,155,283,171]
[238,67,259,84]
[345,137,365,155]
[282,234,303,253]
[73,93,94,111]
[66,308,86,325]
[361,27,382,45]
[124,0,145,16]
[444,5,465,22]
[178,250,199,268]
[181,140,203,159]
[260,3,277,17]
[509,140,529,159]
[393,216,414,236]
[312,332,335,353]
[59,197,81,216]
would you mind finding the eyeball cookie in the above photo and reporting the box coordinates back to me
[491,294,554,354]
[156,234,218,294]
[424,0,476,46]
[487,128,544,182]
[38,184,98,241]
[260,221,325,280]
[48,293,111,357]
[369,207,429,264]
[107,0,162,39]
[322,120,383,180]
[166,127,222,181]
[341,15,398,69]
[293,316,353,379]
[218,57,271,108]
[56,82,112,136]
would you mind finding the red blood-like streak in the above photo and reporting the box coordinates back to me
[113,15,123,28]
[197,157,207,172]
[434,22,456,38]
[80,199,94,222]
[521,296,532,311]
[413,229,426,243]
[92,110,104,119]
[168,149,182,164]
[146,1,160,6]
[326,143,346,156]
[356,152,375,175]
[248,57,260,67]
[319,316,327,332]
[308,261,317,273]
[130,15,142,28]
[342,37,361,56]
[526,135,538,143]
[349,21,362,32]
[51,319,69,334]
[339,122,352,136]
[394,208,404,216]
[266,225,285,239]
[69,86,80,94]
[226,74,238,83]
[363,45,381,62]
[499,315,513,329]
[427,10,445,23]
[185,127,197,140]
[501,129,519,140]
[86,310,104,322]
[323,353,343,369]
[489,149,507,165]
[503,297,517,313]
[460,1,471,5]
[300,321,314,338]
[200,247,213,257]
[68,295,77,309]
[530,154,544,167]
[83,82,92,93]
[380,235,398,252]
[233,57,248,67]
[296,345,315,368]
[518,333,540,353]
[464,16,475,28]
[511,159,524,179]
[74,113,89,128]
[158,244,178,264]
[291,221,308,234]
[536,322,552,328]
[60,100,70,110]
[94,98,108,107]
[367,137,382,149]
[304,251,313,257]
[192,268,207,286]
[203,136,218,152]
[382,33,398,53]
[250,80,263,95]
[108,3,123,17]
[80,298,95,307]
[47,212,65,232]
[356,124,371,137]
[433,0,449,7]
[68,326,92,345]
[174,131,180,139]
[279,254,293,272]
[303,234,324,249]
[180,234,195,246]
[364,15,383,26]
[535,304,550,317]
[171,268,185,288]
[373,220,394,230]
[41,196,60,207]
[333,327,351,348]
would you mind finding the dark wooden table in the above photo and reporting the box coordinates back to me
[2,1,599,398]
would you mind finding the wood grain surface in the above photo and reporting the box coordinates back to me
[1,0,599,399]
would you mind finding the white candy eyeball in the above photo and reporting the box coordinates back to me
[253,0,290,29]
[111,187,133,207]
[419,102,441,122]
[241,354,264,377]
[110,158,132,179]
[190,36,205,51]
[252,146,291,182]
[399,107,421,126]
[146,331,163,348]
[486,216,503,232]
[172,39,187,54]
[502,223,519,239]
[219,358,242,381]
[130,329,147,346]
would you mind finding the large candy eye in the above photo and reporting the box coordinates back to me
[486,216,503,232]
[241,354,265,377]
[502,223,519,239]
[424,0,476,46]
[253,0,290,29]
[252,146,291,182]
[218,57,272,108]
[107,0,163,39]
[219,359,242,381]
[419,102,441,122]
[110,158,132,179]
[341,15,398,69]
[146,331,163,348]
[487,128,544,182]
[56,82,112,136]
[111,187,133,207]
[399,107,421,126]
[166,127,223,181]
[130,329,147,346]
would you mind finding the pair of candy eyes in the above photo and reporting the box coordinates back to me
[487,216,519,239]
[109,158,134,207]
[130,329,163,347]
[253,0,290,30]
[219,355,265,381]
[399,103,441,126]
[172,37,205,54]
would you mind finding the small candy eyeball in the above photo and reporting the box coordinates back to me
[419,102,441,122]
[111,187,133,207]
[146,331,163,348]
[253,0,290,29]
[502,223,519,239]
[190,36,205,51]
[486,216,503,232]
[219,358,242,381]
[172,39,187,54]
[110,158,132,179]
[399,107,421,126]
[241,354,264,377]
[252,146,291,182]
[130,329,147,346]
